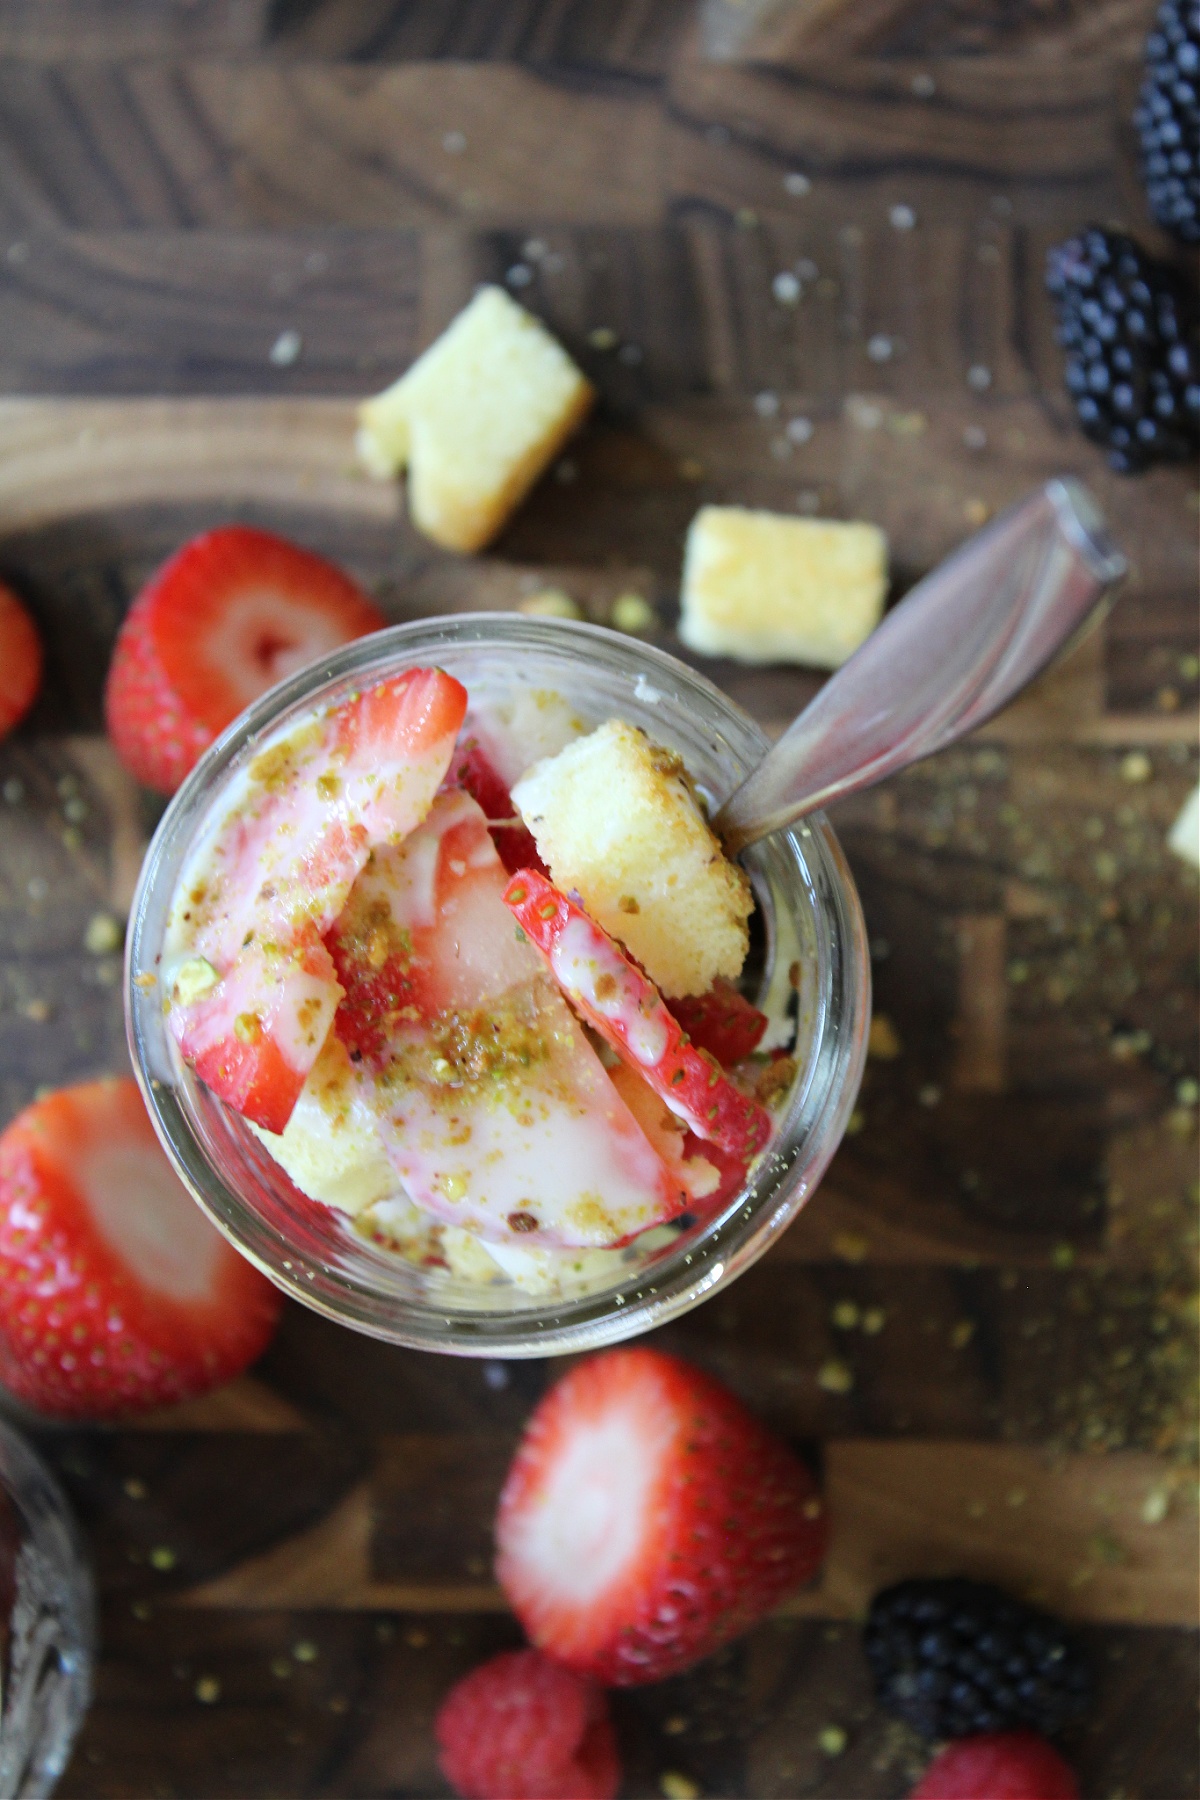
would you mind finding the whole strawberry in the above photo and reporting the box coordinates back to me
[495,1347,827,1684]
[104,525,385,792]
[0,1079,282,1418]
[435,1648,619,1800]
[911,1733,1080,1799]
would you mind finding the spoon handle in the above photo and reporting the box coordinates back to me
[714,479,1127,855]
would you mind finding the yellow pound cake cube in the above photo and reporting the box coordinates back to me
[679,505,888,668]
[512,719,752,999]
[356,285,594,553]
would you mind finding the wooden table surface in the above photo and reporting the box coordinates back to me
[0,2,1197,1795]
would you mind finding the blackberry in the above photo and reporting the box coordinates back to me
[1045,227,1200,473]
[1135,0,1200,244]
[864,1578,1092,1742]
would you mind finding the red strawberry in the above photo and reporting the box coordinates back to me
[0,1079,282,1419]
[169,666,468,1134]
[911,1734,1080,1800]
[105,525,386,793]
[0,582,42,739]
[672,978,768,1066]
[435,1648,619,1800]
[504,870,772,1164]
[495,1347,828,1685]
[446,738,547,875]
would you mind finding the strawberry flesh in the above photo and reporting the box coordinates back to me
[105,525,386,793]
[496,1347,828,1684]
[327,792,691,1248]
[672,978,768,1066]
[446,738,547,875]
[435,1648,620,1800]
[0,582,42,740]
[0,1079,281,1420]
[169,666,467,1133]
[504,870,772,1164]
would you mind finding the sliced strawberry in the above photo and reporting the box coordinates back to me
[327,786,536,1060]
[0,1079,282,1419]
[105,525,387,793]
[169,667,467,1133]
[326,792,690,1248]
[911,1734,1080,1800]
[435,1649,620,1800]
[606,1063,720,1207]
[446,738,546,875]
[672,978,768,1066]
[504,870,772,1164]
[0,582,42,739]
[177,931,341,1135]
[495,1348,828,1685]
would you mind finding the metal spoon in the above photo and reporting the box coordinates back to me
[714,478,1127,855]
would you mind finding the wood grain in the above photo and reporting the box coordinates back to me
[700,0,1154,63]
[0,7,1195,1793]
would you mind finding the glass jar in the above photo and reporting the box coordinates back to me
[0,1419,93,1797]
[126,616,869,1357]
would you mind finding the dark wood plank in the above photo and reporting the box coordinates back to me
[55,1601,1200,1798]
[0,1,271,59]
[699,0,1153,63]
[0,230,421,394]
[0,63,666,231]
[0,49,1162,234]
[371,1435,518,1583]
[39,1424,368,1603]
[0,0,697,74]
[0,10,1194,1792]
[266,0,696,74]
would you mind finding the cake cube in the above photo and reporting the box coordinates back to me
[512,719,752,999]
[356,286,594,553]
[679,505,888,668]
[250,1036,395,1217]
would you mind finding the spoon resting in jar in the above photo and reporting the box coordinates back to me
[713,479,1127,856]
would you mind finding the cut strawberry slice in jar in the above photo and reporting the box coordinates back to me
[445,738,546,876]
[606,1064,721,1207]
[503,870,773,1166]
[168,667,468,1133]
[326,791,692,1249]
[672,979,768,1067]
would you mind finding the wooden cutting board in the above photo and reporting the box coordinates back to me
[0,3,1196,1795]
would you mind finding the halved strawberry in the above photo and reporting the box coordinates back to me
[328,791,691,1248]
[495,1347,828,1685]
[105,525,386,793]
[0,582,42,739]
[169,666,467,1133]
[436,1649,620,1800]
[672,978,768,1066]
[0,1079,282,1419]
[504,870,772,1165]
[446,738,546,876]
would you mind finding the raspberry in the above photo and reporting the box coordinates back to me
[865,1579,1091,1741]
[911,1732,1080,1800]
[435,1648,620,1800]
